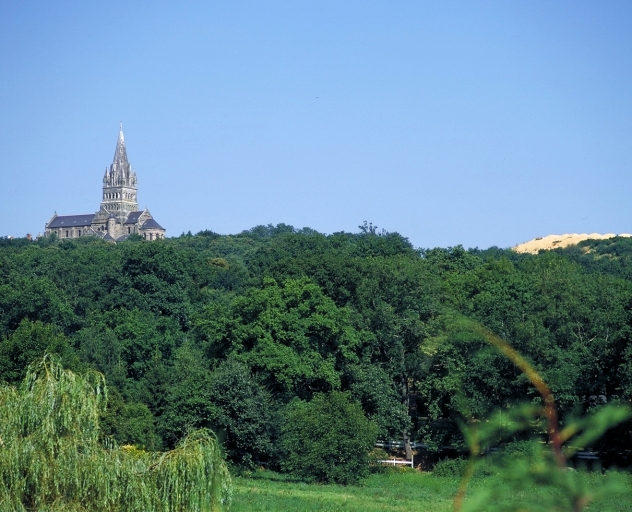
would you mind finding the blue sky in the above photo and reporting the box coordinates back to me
[1,1,631,248]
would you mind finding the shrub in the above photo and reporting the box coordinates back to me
[281,391,378,484]
[497,440,540,465]
[433,458,468,478]
[432,457,496,478]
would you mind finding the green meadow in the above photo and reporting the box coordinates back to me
[232,471,632,512]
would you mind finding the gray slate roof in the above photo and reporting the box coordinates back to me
[47,214,95,228]
[141,218,164,230]
[124,211,144,224]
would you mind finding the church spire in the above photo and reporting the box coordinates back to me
[112,122,128,167]
[101,124,138,222]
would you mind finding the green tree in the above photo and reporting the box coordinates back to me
[350,256,439,458]
[100,387,159,450]
[0,320,77,384]
[0,277,78,335]
[208,359,279,468]
[0,355,231,511]
[158,342,214,448]
[281,391,378,484]
[196,277,361,399]
[346,364,411,440]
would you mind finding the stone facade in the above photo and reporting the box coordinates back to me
[45,126,166,241]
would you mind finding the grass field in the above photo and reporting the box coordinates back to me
[232,470,632,511]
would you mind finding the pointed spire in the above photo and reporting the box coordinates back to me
[113,123,128,166]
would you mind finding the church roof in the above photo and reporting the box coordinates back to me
[141,218,164,230]
[47,214,95,228]
[124,211,144,224]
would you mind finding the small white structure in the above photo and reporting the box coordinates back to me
[377,459,414,468]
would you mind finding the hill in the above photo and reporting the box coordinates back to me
[513,232,632,254]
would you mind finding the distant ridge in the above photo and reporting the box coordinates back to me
[513,233,632,254]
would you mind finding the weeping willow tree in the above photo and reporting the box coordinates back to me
[0,355,231,511]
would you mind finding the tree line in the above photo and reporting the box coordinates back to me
[1,225,632,480]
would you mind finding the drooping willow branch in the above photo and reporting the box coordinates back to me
[0,355,232,511]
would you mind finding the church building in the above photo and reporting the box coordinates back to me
[45,126,166,241]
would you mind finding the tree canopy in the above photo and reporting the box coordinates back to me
[1,227,631,476]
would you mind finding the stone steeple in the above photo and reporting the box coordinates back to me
[101,124,139,223]
[112,124,129,173]
[45,124,166,242]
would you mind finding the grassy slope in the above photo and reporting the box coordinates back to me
[232,471,632,512]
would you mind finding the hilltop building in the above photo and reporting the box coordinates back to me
[45,126,165,241]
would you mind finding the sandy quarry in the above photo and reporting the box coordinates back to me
[512,233,632,254]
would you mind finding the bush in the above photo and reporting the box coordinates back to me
[432,457,496,478]
[281,391,378,484]
[498,440,540,464]
[432,458,469,477]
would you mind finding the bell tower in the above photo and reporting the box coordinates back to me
[101,123,139,223]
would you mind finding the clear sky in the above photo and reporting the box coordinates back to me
[1,1,631,249]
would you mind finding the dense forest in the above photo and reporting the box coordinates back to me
[1,223,632,474]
